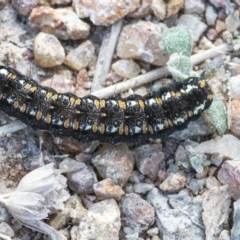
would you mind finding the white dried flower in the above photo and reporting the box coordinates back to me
[0,163,69,240]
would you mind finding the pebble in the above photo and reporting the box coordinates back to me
[147,227,159,236]
[128,0,152,18]
[112,59,141,78]
[205,4,218,26]
[29,6,90,40]
[151,0,166,20]
[206,28,218,41]
[166,0,184,18]
[184,0,205,14]
[132,144,165,181]
[202,186,231,240]
[147,188,205,239]
[64,40,96,71]
[12,0,37,16]
[116,21,169,66]
[59,158,87,173]
[174,145,189,168]
[70,226,79,240]
[194,134,240,160]
[215,19,226,34]
[205,176,221,189]
[0,222,14,238]
[232,200,240,239]
[66,166,98,194]
[133,183,155,194]
[230,99,240,137]
[78,199,121,239]
[227,75,240,99]
[177,14,207,42]
[91,143,134,186]
[225,11,239,32]
[159,171,186,192]
[34,32,65,68]
[121,193,155,231]
[219,230,231,240]
[0,0,5,10]
[73,0,140,26]
[93,178,125,201]
[218,160,240,200]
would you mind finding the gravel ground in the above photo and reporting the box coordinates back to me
[0,0,240,240]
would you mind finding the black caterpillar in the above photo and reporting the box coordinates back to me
[0,66,213,144]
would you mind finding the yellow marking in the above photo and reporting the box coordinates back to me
[24,83,32,90]
[164,120,169,128]
[52,94,58,101]
[30,86,37,93]
[118,122,124,135]
[49,105,54,109]
[92,121,98,133]
[45,114,52,124]
[7,73,17,80]
[149,125,154,134]
[176,92,182,97]
[20,103,27,113]
[199,80,206,88]
[171,91,176,97]
[64,118,70,128]
[75,110,80,114]
[101,112,107,117]
[73,119,79,130]
[118,100,126,109]
[36,111,42,120]
[70,97,75,106]
[100,123,105,134]
[168,119,174,127]
[142,123,147,134]
[124,125,129,135]
[13,101,19,109]
[46,92,53,99]
[100,99,106,108]
[0,93,3,99]
[155,97,163,105]
[75,98,81,105]
[207,94,213,101]
[138,100,145,109]
[188,111,193,117]
[94,99,100,108]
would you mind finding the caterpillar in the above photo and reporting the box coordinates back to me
[0,66,213,144]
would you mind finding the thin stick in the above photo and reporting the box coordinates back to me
[91,19,123,92]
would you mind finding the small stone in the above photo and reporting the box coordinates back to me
[174,145,189,168]
[166,0,184,18]
[73,0,140,26]
[78,199,121,239]
[147,227,159,236]
[206,176,221,189]
[121,193,155,231]
[151,0,166,20]
[194,134,240,160]
[209,0,227,8]
[116,21,169,66]
[202,186,231,240]
[34,32,65,68]
[205,4,218,26]
[12,0,37,16]
[29,6,90,40]
[59,158,86,173]
[159,171,186,192]
[67,166,98,194]
[64,40,95,71]
[228,75,240,99]
[177,14,207,42]
[147,188,205,239]
[215,19,226,34]
[184,0,205,14]
[70,226,79,240]
[0,0,5,10]
[133,183,155,194]
[112,59,140,78]
[92,144,134,186]
[225,11,239,32]
[230,99,240,137]
[206,28,218,41]
[219,230,231,240]
[93,178,125,201]
[232,200,240,239]
[128,0,152,18]
[132,144,165,181]
[218,160,240,200]
[0,222,14,237]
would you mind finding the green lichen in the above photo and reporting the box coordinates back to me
[162,25,192,57]
[206,99,228,136]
